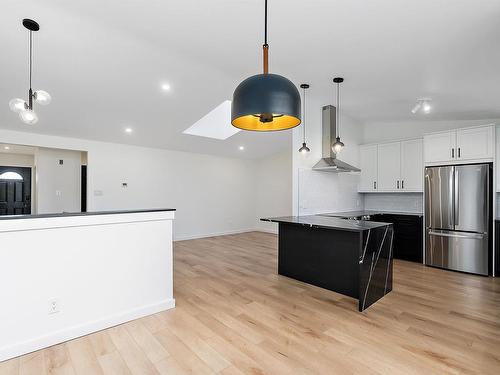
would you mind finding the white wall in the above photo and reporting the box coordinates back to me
[362,118,500,144]
[255,150,293,232]
[0,153,34,168]
[0,129,258,241]
[292,101,364,216]
[35,148,82,214]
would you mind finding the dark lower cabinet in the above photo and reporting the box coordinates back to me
[371,214,423,263]
[495,220,500,276]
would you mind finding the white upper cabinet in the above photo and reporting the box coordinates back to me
[456,126,494,160]
[377,142,401,191]
[424,131,456,163]
[424,125,494,164]
[359,144,378,191]
[401,139,423,192]
[358,138,423,193]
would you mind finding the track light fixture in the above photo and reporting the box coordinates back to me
[411,98,432,114]
[298,84,310,154]
[9,19,51,125]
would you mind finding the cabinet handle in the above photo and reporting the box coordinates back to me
[452,148,455,158]
[458,147,461,158]
[402,180,404,189]
[397,180,400,189]
[374,181,377,190]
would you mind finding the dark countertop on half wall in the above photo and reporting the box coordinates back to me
[0,208,176,220]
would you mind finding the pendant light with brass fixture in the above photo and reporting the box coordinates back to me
[331,77,345,153]
[298,84,310,153]
[231,0,301,131]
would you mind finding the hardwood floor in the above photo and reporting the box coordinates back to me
[1,231,500,374]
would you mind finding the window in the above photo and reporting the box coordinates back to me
[0,171,23,180]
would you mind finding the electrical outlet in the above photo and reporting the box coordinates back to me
[48,298,60,314]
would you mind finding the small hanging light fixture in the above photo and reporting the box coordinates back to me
[231,0,301,131]
[298,84,310,154]
[9,19,51,125]
[331,77,345,154]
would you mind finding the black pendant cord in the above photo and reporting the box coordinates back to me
[264,0,268,46]
[302,87,306,142]
[336,82,340,138]
[28,30,33,109]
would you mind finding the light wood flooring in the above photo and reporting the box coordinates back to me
[1,231,500,374]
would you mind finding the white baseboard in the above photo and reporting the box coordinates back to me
[254,228,278,234]
[174,228,257,241]
[0,299,175,362]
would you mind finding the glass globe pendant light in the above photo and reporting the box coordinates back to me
[9,19,51,125]
[298,84,310,154]
[231,0,301,131]
[331,77,345,154]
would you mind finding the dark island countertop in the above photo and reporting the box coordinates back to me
[261,215,391,232]
[0,208,176,221]
[320,210,423,217]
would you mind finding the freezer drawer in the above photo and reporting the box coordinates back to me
[425,229,488,275]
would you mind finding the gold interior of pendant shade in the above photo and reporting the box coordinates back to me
[232,114,300,131]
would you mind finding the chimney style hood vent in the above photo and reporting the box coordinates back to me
[312,105,361,172]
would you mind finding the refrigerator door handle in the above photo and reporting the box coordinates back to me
[454,168,459,227]
[428,230,485,240]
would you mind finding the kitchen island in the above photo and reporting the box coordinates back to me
[0,208,175,361]
[261,215,394,312]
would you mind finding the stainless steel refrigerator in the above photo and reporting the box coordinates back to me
[425,164,491,275]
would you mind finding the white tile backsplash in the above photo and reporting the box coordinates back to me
[297,169,362,215]
[363,193,423,213]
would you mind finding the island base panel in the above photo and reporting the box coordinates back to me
[359,225,394,311]
[278,223,360,299]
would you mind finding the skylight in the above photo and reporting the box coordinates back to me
[183,100,240,140]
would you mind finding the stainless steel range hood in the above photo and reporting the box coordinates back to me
[312,105,361,172]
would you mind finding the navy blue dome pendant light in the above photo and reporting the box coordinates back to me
[298,84,310,153]
[231,0,301,131]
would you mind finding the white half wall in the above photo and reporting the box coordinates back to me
[0,129,258,240]
[255,150,292,233]
[0,210,174,361]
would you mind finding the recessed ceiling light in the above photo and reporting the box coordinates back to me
[4,146,10,150]
[239,146,245,151]
[161,83,171,92]
[124,127,133,134]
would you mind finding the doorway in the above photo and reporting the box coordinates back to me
[0,166,32,215]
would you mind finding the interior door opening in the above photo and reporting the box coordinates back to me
[0,166,32,215]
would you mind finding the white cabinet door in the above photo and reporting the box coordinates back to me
[359,145,378,191]
[456,126,494,160]
[401,139,423,192]
[377,142,401,191]
[424,131,456,163]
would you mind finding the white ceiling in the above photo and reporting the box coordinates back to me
[1,0,500,159]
